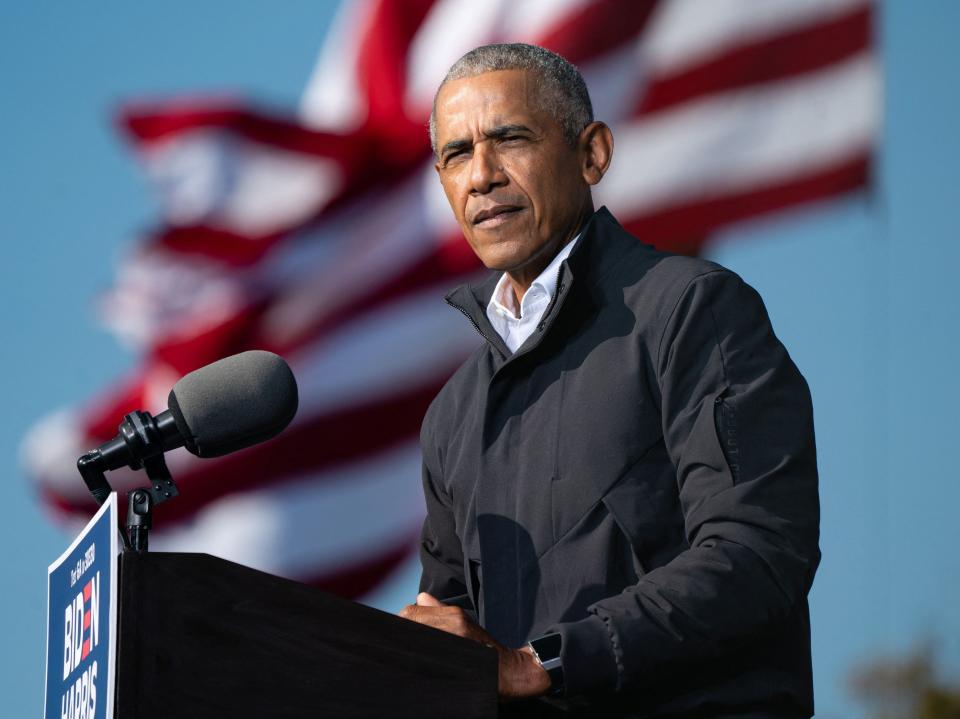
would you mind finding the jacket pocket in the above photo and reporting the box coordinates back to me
[714,388,741,484]
[600,440,687,575]
[676,385,736,488]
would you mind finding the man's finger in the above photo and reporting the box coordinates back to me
[412,613,477,639]
[416,592,445,607]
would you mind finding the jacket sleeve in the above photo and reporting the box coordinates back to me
[551,268,821,696]
[418,430,475,616]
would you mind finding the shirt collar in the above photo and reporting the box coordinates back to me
[487,233,581,320]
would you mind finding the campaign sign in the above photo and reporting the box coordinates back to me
[44,493,119,719]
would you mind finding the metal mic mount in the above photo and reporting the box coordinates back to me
[126,453,179,552]
[77,410,181,553]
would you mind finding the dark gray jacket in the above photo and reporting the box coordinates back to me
[419,208,820,718]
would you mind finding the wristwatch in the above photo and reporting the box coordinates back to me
[528,633,564,696]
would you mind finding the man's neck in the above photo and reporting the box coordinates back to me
[505,204,591,305]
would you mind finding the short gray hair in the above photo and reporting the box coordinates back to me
[429,43,594,156]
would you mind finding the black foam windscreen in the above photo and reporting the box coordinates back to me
[166,350,299,458]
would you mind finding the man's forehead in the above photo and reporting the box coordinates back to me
[434,69,544,137]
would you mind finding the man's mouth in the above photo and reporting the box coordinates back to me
[472,205,523,226]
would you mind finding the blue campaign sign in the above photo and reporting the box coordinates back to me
[44,493,119,719]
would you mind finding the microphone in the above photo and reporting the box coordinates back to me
[78,350,298,504]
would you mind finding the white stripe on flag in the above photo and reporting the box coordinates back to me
[596,53,879,216]
[258,165,461,348]
[404,0,594,114]
[286,282,481,418]
[405,0,507,114]
[99,248,247,349]
[101,159,462,350]
[579,41,648,125]
[299,0,372,131]
[643,0,869,74]
[150,441,425,580]
[21,409,90,500]
[142,130,342,234]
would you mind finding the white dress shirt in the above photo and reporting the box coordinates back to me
[486,235,579,353]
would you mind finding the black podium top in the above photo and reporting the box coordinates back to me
[115,551,497,718]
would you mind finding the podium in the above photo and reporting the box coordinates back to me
[114,551,498,718]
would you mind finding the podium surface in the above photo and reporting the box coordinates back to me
[115,552,497,718]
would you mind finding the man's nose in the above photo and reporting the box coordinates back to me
[469,142,507,194]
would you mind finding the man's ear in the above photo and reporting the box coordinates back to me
[579,121,614,186]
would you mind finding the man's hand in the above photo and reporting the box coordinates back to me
[399,592,551,700]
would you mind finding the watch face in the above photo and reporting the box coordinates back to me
[530,633,565,696]
[531,632,563,662]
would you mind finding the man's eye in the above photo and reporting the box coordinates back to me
[444,150,469,166]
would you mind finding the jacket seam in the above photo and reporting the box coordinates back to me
[536,437,663,562]
[594,612,625,691]
[655,268,726,377]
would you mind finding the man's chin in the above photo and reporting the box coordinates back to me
[469,238,560,279]
[474,249,530,274]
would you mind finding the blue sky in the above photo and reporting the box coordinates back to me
[2,3,958,717]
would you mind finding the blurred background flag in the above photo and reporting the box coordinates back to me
[22,0,879,599]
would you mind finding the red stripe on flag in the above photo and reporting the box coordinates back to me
[83,580,92,601]
[356,0,437,125]
[130,150,442,268]
[81,638,91,660]
[150,297,271,378]
[84,377,148,444]
[145,236,481,366]
[258,239,483,356]
[121,106,431,233]
[625,152,871,256]
[537,0,659,64]
[122,104,362,162]
[303,535,418,599]
[637,6,873,116]
[153,225,284,267]
[41,487,97,521]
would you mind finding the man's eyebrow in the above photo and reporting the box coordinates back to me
[439,124,536,160]
[439,138,472,160]
[484,123,534,139]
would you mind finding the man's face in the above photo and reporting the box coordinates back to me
[433,69,589,276]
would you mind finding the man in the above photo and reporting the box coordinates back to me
[400,43,820,718]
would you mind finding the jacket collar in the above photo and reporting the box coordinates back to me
[444,206,635,358]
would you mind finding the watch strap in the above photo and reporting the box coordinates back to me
[528,633,564,696]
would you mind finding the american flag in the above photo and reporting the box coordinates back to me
[23,0,879,599]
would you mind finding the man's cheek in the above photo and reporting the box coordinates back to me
[438,171,461,201]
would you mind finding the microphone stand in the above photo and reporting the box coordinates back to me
[77,410,181,553]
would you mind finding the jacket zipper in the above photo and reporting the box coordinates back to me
[446,265,570,362]
[444,297,502,349]
[536,266,567,333]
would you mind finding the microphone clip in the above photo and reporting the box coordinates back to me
[77,410,182,553]
[126,453,179,553]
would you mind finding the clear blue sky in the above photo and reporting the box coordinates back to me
[2,3,958,717]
